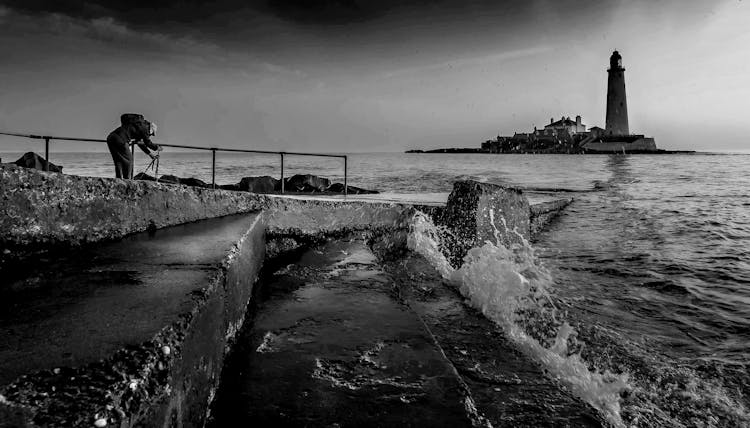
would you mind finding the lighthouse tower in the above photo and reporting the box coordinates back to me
[605,50,629,135]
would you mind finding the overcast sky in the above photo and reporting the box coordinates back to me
[1,0,748,152]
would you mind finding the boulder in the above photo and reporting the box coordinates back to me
[436,180,530,268]
[180,177,209,188]
[284,174,330,192]
[133,172,156,181]
[352,186,379,195]
[14,152,63,173]
[326,182,379,195]
[219,183,241,191]
[239,176,279,193]
[156,175,209,187]
[158,175,181,185]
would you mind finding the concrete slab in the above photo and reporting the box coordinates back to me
[0,214,256,384]
[209,238,477,427]
[0,212,265,427]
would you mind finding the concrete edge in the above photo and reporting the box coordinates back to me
[529,198,574,240]
[0,212,266,428]
[0,165,424,266]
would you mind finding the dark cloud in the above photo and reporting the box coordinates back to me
[264,0,437,24]
[0,0,442,27]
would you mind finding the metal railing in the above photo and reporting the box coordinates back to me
[0,131,348,195]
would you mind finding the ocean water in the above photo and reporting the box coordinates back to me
[4,151,749,426]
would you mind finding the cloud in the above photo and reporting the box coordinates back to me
[0,6,307,78]
[84,16,223,54]
[260,62,308,78]
[379,46,553,79]
[1,0,430,27]
[1,8,222,56]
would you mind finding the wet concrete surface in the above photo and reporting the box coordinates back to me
[384,253,605,427]
[212,235,605,427]
[209,237,475,427]
[0,213,260,386]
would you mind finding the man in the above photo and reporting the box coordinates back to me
[106,113,161,179]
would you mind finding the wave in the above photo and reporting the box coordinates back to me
[407,211,630,426]
[637,279,693,296]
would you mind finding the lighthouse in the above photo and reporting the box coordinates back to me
[605,50,629,135]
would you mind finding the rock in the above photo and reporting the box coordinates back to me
[14,152,63,173]
[326,182,346,193]
[157,175,209,187]
[326,182,379,194]
[158,175,181,185]
[284,174,330,192]
[219,183,240,191]
[436,180,530,268]
[133,172,156,181]
[352,186,379,195]
[239,176,279,193]
[180,177,209,188]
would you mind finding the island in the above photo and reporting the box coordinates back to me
[406,51,694,155]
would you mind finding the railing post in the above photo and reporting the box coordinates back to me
[344,156,348,196]
[44,137,50,171]
[211,148,216,189]
[130,143,135,179]
[280,152,285,194]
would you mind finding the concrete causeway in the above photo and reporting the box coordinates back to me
[209,237,602,427]
[210,238,476,427]
[0,165,581,427]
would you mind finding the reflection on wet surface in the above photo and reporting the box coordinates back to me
[209,236,602,427]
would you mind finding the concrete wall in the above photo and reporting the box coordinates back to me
[264,195,415,236]
[0,213,267,428]
[583,137,656,152]
[530,198,573,239]
[141,214,266,428]
[434,181,531,268]
[429,181,573,267]
[0,165,267,249]
[0,165,418,262]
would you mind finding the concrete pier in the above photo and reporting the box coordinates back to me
[0,167,578,427]
[210,238,476,427]
[209,237,602,427]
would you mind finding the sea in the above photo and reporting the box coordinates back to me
[3,151,749,427]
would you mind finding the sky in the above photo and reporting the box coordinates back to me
[0,0,748,153]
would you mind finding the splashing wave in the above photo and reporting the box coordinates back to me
[407,211,629,426]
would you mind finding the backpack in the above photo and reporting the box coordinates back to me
[120,113,153,138]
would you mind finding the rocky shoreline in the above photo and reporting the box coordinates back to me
[134,172,379,195]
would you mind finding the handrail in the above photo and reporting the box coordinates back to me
[0,131,348,195]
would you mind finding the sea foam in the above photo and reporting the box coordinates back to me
[407,210,630,427]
